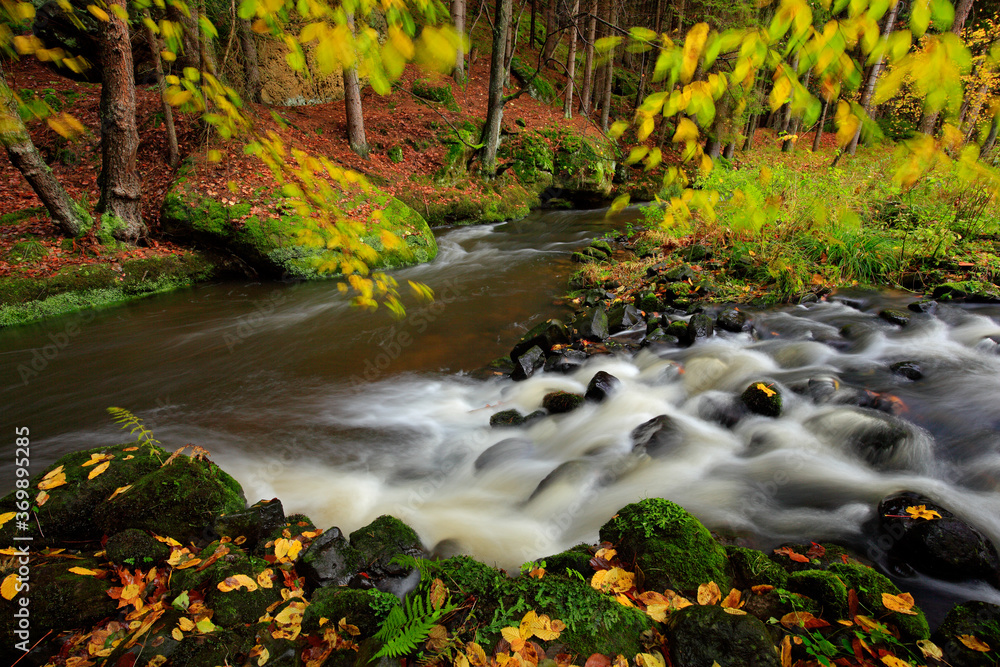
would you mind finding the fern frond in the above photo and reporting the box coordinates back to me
[106,406,161,450]
[371,590,458,660]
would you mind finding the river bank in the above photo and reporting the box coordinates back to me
[2,428,998,667]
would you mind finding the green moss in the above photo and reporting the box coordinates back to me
[388,145,404,163]
[539,128,615,196]
[203,556,283,627]
[302,587,399,636]
[542,544,594,579]
[0,206,44,225]
[741,381,782,417]
[725,546,788,589]
[105,528,171,567]
[94,455,246,543]
[932,280,1000,302]
[510,573,651,656]
[786,570,849,617]
[500,131,555,185]
[0,253,217,328]
[412,79,459,111]
[0,442,168,546]
[828,563,929,640]
[349,514,422,567]
[599,498,731,593]
[8,239,48,263]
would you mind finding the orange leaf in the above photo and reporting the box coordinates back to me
[881,592,918,615]
[958,634,991,652]
[697,581,721,606]
[904,505,942,521]
[774,546,809,563]
[781,611,819,629]
[720,588,742,609]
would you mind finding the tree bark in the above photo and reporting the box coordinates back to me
[599,0,615,131]
[237,18,263,103]
[344,12,369,158]
[542,0,559,66]
[1,62,89,237]
[982,115,998,156]
[530,0,536,47]
[847,0,901,154]
[480,0,512,174]
[453,0,466,84]
[563,0,579,118]
[98,0,145,243]
[579,0,597,114]
[142,10,180,168]
[962,83,989,142]
[812,95,829,152]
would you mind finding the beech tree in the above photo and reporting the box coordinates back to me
[481,0,513,174]
[344,10,369,158]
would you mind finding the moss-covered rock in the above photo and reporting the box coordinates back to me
[933,600,1000,667]
[105,527,171,567]
[726,546,788,589]
[490,409,526,427]
[932,280,1000,302]
[215,497,287,554]
[542,391,585,414]
[785,569,849,617]
[161,177,437,279]
[741,381,782,417]
[349,515,426,578]
[412,78,459,110]
[599,498,731,593]
[667,604,780,667]
[827,563,930,641]
[500,131,555,186]
[302,587,400,636]
[542,543,595,579]
[0,442,169,546]
[541,128,615,199]
[93,453,246,543]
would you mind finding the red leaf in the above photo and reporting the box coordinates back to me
[585,655,611,667]
[774,546,810,563]
[806,542,826,559]
[848,588,859,618]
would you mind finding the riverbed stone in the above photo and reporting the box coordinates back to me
[214,497,286,552]
[666,603,780,667]
[725,546,788,589]
[684,312,715,345]
[932,280,1000,302]
[490,409,526,427]
[741,381,782,417]
[631,415,686,458]
[574,304,610,341]
[542,391,585,414]
[877,491,1000,586]
[879,308,911,326]
[585,370,620,402]
[599,498,731,593]
[510,318,570,360]
[805,409,914,468]
[349,515,427,582]
[511,345,546,381]
[829,562,930,640]
[94,453,246,543]
[890,360,923,380]
[544,348,589,373]
[299,526,358,589]
[933,601,1000,667]
[716,308,749,333]
[302,587,400,636]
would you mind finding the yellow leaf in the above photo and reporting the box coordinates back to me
[1,574,21,600]
[636,652,666,667]
[0,512,15,528]
[69,567,102,576]
[38,471,67,490]
[88,460,111,479]
[171,627,184,641]
[178,617,195,631]
[196,618,217,633]
[673,118,699,144]
[697,581,722,606]
[720,588,742,609]
[218,574,259,592]
[501,626,522,644]
[882,592,918,615]
[916,639,943,660]
[904,505,942,521]
[591,567,636,594]
[755,383,776,397]
[680,23,709,84]
[36,490,49,506]
[958,634,991,652]
[107,485,131,501]
[257,569,274,588]
[81,453,113,467]
[880,656,913,667]
[87,4,109,21]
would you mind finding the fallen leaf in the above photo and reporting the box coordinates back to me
[958,634,990,652]
[38,468,67,490]
[0,512,15,528]
[81,453,113,467]
[882,592,918,615]
[218,574,259,592]
[904,505,942,521]
[36,490,49,506]
[720,588,742,609]
[1,574,21,600]
[916,639,943,660]
[69,566,103,576]
[879,656,914,667]
[697,581,722,606]
[755,382,776,397]
[178,617,195,631]
[196,618,217,633]
[107,485,132,500]
[171,627,184,641]
[87,460,111,479]
[773,546,810,563]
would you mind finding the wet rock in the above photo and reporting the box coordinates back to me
[589,240,614,258]
[684,313,715,345]
[631,415,686,458]
[741,381,782,417]
[716,308,748,333]
[303,588,399,637]
[839,322,874,340]
[908,299,937,313]
[933,601,1000,667]
[665,264,697,282]
[805,409,916,468]
[215,497,286,552]
[609,323,647,345]
[725,546,788,589]
[105,528,170,568]
[643,328,677,345]
[890,361,923,380]
[667,605,780,667]
[933,280,1000,302]
[637,292,661,312]
[799,292,820,304]
[684,244,711,262]
[665,320,689,342]
[298,527,356,590]
[607,304,644,333]
[528,460,594,501]
[571,251,598,264]
[879,308,911,326]
[585,371,621,402]
[490,409,526,427]
[511,345,545,381]
[542,543,595,579]
[663,282,692,303]
[475,438,535,471]
[510,319,570,361]
[697,394,745,428]
[877,491,1000,586]
[349,516,428,585]
[573,304,609,341]
[542,391,585,414]
[544,349,589,373]
[646,261,670,277]
[599,498,731,593]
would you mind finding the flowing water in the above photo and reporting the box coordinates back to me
[4,206,1000,621]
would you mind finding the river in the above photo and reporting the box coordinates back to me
[3,206,1000,621]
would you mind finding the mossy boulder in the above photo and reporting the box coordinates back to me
[93,453,246,543]
[0,442,169,546]
[412,78,458,110]
[105,527,170,567]
[349,515,427,578]
[501,131,555,186]
[741,381,782,417]
[214,497,287,554]
[785,569,850,616]
[933,601,1000,667]
[0,554,117,652]
[510,573,651,656]
[932,280,1000,302]
[542,543,595,579]
[302,587,400,636]
[490,409,527,427]
[542,391,585,414]
[827,563,929,641]
[543,129,615,199]
[161,177,437,279]
[667,604,780,667]
[726,546,788,589]
[599,498,731,593]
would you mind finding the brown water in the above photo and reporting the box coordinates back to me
[4,206,1000,621]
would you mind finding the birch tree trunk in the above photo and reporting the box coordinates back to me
[453,0,466,84]
[563,0,579,118]
[579,0,597,114]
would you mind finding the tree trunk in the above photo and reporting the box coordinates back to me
[742,113,759,150]
[563,0,579,118]
[505,3,515,86]
[982,116,998,156]
[98,0,145,243]
[847,0,901,154]
[599,0,615,131]
[962,83,989,142]
[579,0,597,114]
[675,0,685,33]
[782,62,807,153]
[722,143,734,159]
[530,0,536,47]
[344,12,369,158]
[170,3,201,74]
[453,0,466,84]
[142,10,180,168]
[237,18,263,103]
[1,62,89,237]
[542,0,559,66]
[480,0,512,174]
[919,0,974,136]
[813,95,829,152]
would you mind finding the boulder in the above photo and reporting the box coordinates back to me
[878,308,911,326]
[684,313,715,345]
[741,381,782,417]
[933,601,1000,667]
[890,361,923,380]
[574,304,610,341]
[510,319,570,361]
[302,587,400,637]
[585,371,620,402]
[716,308,749,333]
[162,177,437,279]
[599,498,731,593]
[544,349,589,373]
[631,415,686,458]
[877,491,1000,585]
[214,497,286,553]
[667,604,780,667]
[105,528,170,568]
[542,391,585,414]
[298,527,359,590]
[511,345,546,381]
[490,409,526,427]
